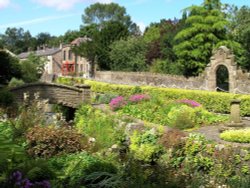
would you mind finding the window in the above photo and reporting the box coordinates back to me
[63,50,66,60]
[68,50,72,60]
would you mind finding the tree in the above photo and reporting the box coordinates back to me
[109,37,147,71]
[76,21,129,72]
[82,2,139,35]
[20,53,45,83]
[173,0,240,76]
[0,50,22,84]
[1,27,36,54]
[231,6,250,70]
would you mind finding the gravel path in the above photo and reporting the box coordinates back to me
[192,120,250,147]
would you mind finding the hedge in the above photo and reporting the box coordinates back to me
[56,77,250,116]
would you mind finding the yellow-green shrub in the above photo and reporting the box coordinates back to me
[220,129,250,143]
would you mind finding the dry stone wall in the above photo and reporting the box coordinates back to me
[94,46,250,94]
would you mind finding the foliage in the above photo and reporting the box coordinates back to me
[55,76,85,86]
[231,5,250,70]
[109,36,147,71]
[0,50,22,84]
[0,122,28,185]
[0,27,36,54]
[9,102,46,141]
[48,152,117,187]
[76,21,129,72]
[8,77,24,88]
[159,129,186,149]
[178,99,201,107]
[150,58,183,75]
[74,105,121,151]
[129,131,162,162]
[220,129,250,143]
[173,0,241,76]
[95,93,118,104]
[0,89,14,108]
[82,2,139,34]
[26,125,85,158]
[20,53,46,83]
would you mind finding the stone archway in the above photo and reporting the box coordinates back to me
[205,46,237,93]
[216,64,229,92]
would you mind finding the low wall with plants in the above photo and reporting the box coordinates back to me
[55,77,250,116]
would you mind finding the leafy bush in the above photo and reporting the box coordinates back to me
[129,130,162,162]
[96,93,118,104]
[26,126,85,158]
[0,122,27,179]
[49,152,117,188]
[8,77,25,88]
[9,102,46,140]
[159,129,187,149]
[0,89,14,108]
[220,129,250,143]
[74,105,121,151]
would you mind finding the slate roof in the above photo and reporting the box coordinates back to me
[18,48,61,59]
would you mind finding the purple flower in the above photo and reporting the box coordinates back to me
[34,180,51,188]
[109,96,127,111]
[11,171,22,182]
[178,99,201,108]
[129,94,150,103]
[21,178,33,188]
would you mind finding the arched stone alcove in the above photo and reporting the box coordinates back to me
[205,46,237,92]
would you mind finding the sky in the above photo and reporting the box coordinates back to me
[0,0,250,37]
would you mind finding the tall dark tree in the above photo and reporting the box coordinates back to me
[0,50,22,84]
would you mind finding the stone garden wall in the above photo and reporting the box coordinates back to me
[94,46,250,94]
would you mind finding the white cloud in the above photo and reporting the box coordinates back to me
[0,0,10,9]
[0,13,80,29]
[32,0,113,10]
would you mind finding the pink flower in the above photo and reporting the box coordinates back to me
[109,96,127,111]
[178,99,201,108]
[129,94,150,103]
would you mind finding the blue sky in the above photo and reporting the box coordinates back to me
[0,0,249,37]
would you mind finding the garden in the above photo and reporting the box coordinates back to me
[0,77,250,187]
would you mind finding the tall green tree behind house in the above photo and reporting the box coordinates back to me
[20,53,45,83]
[173,0,241,76]
[82,2,140,35]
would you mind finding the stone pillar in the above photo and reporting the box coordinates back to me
[230,99,241,123]
[75,84,91,103]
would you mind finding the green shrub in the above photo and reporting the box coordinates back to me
[8,77,24,88]
[49,152,117,187]
[220,129,250,143]
[74,105,121,151]
[26,126,85,158]
[129,130,162,163]
[96,93,119,104]
[16,159,55,182]
[0,89,14,108]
